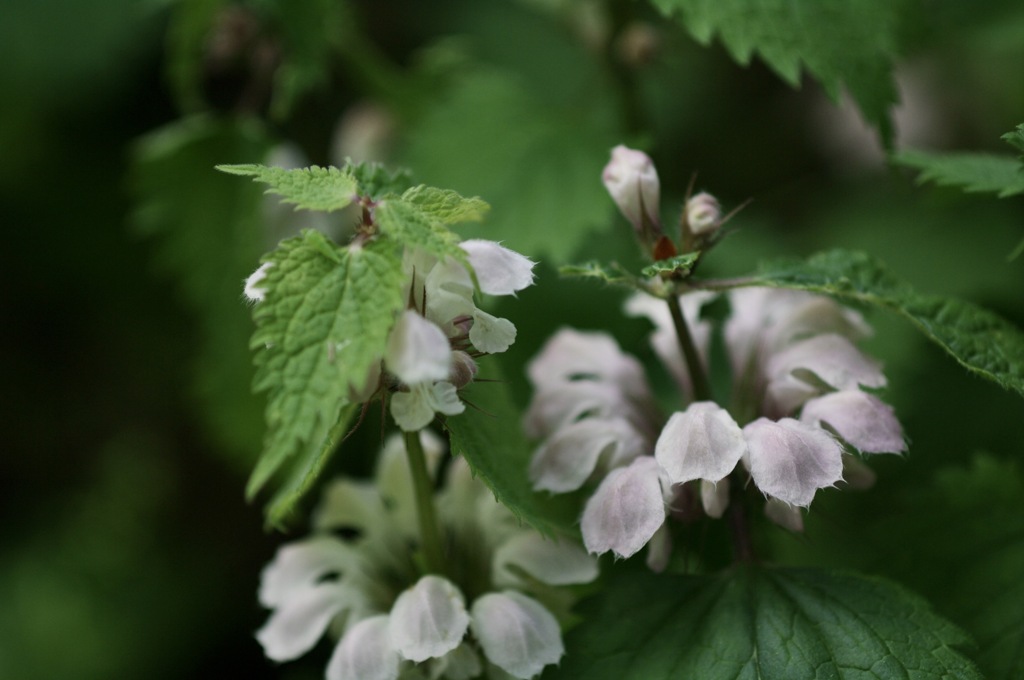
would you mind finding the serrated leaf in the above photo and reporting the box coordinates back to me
[131,116,271,463]
[641,252,700,278]
[248,232,405,500]
[652,0,900,141]
[893,149,1024,198]
[559,260,637,287]
[348,160,415,199]
[445,362,575,538]
[216,163,359,212]
[1001,123,1024,155]
[746,249,1024,398]
[374,198,469,264]
[403,68,619,260]
[401,185,490,224]
[553,565,980,679]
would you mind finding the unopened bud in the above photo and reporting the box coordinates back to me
[449,350,478,388]
[602,145,660,233]
[685,192,721,236]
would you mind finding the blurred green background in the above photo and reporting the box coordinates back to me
[1,0,1021,678]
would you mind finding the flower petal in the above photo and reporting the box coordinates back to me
[581,457,666,558]
[654,402,746,484]
[390,385,436,431]
[602,144,660,230]
[645,522,672,573]
[436,642,483,680]
[259,536,360,607]
[492,532,598,588]
[800,390,906,454]
[312,480,387,536]
[743,418,844,507]
[525,328,651,401]
[767,333,886,392]
[257,581,359,661]
[429,381,465,416]
[764,497,804,533]
[529,417,646,493]
[700,477,730,519]
[523,381,639,440]
[470,309,517,354]
[386,310,452,385]
[460,240,536,296]
[470,591,564,679]
[326,615,400,680]
[389,575,470,662]
[244,262,272,303]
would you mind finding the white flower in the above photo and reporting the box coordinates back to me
[581,457,668,559]
[256,434,597,679]
[685,191,721,236]
[743,417,844,507]
[460,239,535,295]
[602,145,661,231]
[386,310,452,386]
[655,401,746,485]
[800,390,906,454]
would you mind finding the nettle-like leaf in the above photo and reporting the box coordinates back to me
[892,123,1024,198]
[559,261,638,288]
[641,252,700,278]
[445,362,575,538]
[216,164,359,212]
[349,161,415,200]
[744,249,1024,398]
[552,565,981,679]
[401,185,490,224]
[652,0,900,140]
[374,197,473,265]
[248,231,405,508]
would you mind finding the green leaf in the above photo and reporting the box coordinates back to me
[403,68,619,260]
[374,198,470,264]
[401,185,490,224]
[746,249,1024,398]
[892,150,1024,198]
[559,260,637,288]
[553,565,981,679]
[131,116,271,463]
[652,0,900,140]
[641,252,700,278]
[1001,123,1024,155]
[348,160,415,200]
[216,164,359,212]
[445,362,575,538]
[248,232,405,502]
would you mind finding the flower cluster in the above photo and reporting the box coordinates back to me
[245,239,535,432]
[257,432,597,680]
[527,287,906,563]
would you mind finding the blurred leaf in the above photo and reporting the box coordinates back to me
[552,564,979,679]
[892,150,1024,198]
[375,198,473,265]
[217,163,359,211]
[400,185,490,224]
[559,260,638,288]
[652,0,901,141]
[1002,123,1024,154]
[403,68,619,261]
[132,115,271,461]
[248,232,404,510]
[445,361,574,538]
[641,252,700,278]
[746,249,1024,398]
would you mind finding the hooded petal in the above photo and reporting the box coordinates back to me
[389,575,470,662]
[492,532,598,588]
[766,333,886,393]
[654,402,746,484]
[391,385,437,431]
[581,457,667,558]
[257,581,359,661]
[259,536,360,607]
[700,478,730,519]
[522,381,638,440]
[525,328,651,401]
[386,310,452,385]
[326,615,400,680]
[470,592,564,679]
[743,418,844,507]
[602,145,660,230]
[312,480,387,536]
[460,240,535,296]
[800,390,906,454]
[470,309,517,354]
[529,417,646,493]
[429,381,465,416]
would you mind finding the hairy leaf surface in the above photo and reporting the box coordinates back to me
[893,150,1024,198]
[401,185,490,224]
[553,566,980,679]
[217,164,359,212]
[374,198,471,264]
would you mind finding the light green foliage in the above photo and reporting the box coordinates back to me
[374,198,473,265]
[641,252,700,278]
[749,249,1024,398]
[403,68,619,260]
[559,260,637,288]
[553,565,980,679]
[217,163,359,212]
[349,161,415,200]
[247,231,405,504]
[132,116,271,462]
[893,123,1024,198]
[445,362,575,538]
[653,0,900,140]
[401,185,490,224]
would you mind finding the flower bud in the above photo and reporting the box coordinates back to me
[685,192,721,236]
[448,350,478,389]
[602,145,661,233]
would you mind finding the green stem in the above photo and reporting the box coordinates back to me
[666,294,713,403]
[404,430,447,576]
[727,475,756,564]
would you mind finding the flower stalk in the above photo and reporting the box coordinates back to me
[666,293,713,403]
[404,430,447,576]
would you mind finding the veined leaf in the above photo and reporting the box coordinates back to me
[445,362,575,538]
[559,260,637,288]
[652,0,900,140]
[552,565,980,679]
[374,198,470,264]
[216,163,359,212]
[401,185,490,224]
[641,252,700,278]
[248,231,405,502]
[893,150,1024,198]
[349,160,414,200]
[745,249,1024,398]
